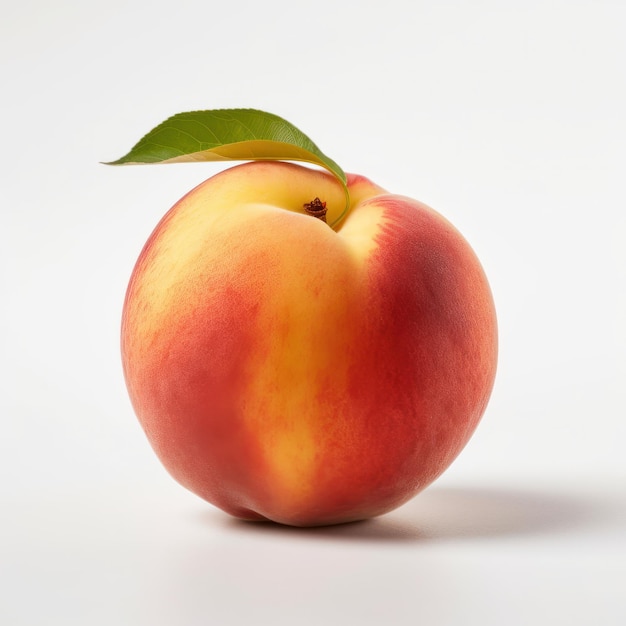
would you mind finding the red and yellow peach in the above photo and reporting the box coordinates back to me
[122,161,497,526]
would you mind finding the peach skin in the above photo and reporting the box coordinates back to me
[121,161,497,526]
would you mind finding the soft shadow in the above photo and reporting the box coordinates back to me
[197,484,608,544]
[393,485,605,541]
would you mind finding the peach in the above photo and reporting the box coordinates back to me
[121,161,497,526]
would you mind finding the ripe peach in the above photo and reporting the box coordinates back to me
[122,161,497,526]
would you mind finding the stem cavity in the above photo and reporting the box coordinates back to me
[304,197,328,223]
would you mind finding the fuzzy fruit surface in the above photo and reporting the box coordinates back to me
[122,161,497,526]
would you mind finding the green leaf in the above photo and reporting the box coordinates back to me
[106,108,350,226]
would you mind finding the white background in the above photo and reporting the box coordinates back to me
[2,1,625,624]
